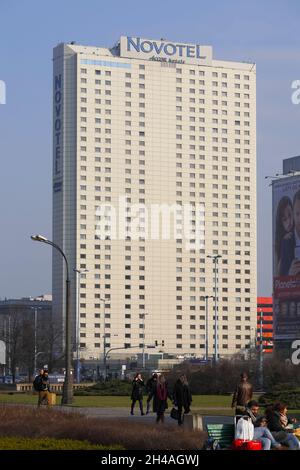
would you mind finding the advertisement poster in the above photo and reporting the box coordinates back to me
[273,177,300,339]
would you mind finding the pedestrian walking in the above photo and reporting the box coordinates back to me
[130,373,145,415]
[155,374,170,423]
[231,372,253,415]
[37,368,51,407]
[146,373,158,414]
[173,374,192,425]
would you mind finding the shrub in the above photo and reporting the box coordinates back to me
[0,406,206,450]
[0,436,124,450]
[74,379,132,396]
[259,390,300,409]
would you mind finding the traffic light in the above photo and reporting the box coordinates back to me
[155,340,158,346]
[162,340,165,347]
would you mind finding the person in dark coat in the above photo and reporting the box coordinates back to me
[155,374,170,423]
[130,373,145,416]
[231,372,253,415]
[173,374,192,425]
[146,373,158,414]
[37,369,51,407]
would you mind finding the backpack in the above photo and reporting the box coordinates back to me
[33,375,42,392]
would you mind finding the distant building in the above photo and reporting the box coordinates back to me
[0,297,52,374]
[0,296,52,319]
[257,297,273,353]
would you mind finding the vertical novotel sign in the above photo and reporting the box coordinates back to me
[0,80,6,104]
[120,36,212,65]
[53,74,63,192]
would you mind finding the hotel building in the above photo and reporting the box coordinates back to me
[52,36,257,361]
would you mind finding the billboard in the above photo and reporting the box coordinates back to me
[273,176,300,339]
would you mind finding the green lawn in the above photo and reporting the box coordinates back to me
[0,436,123,450]
[1,393,299,417]
[0,392,248,409]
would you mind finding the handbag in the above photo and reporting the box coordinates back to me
[170,407,179,420]
[235,416,254,441]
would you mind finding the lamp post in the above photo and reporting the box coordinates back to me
[31,234,73,404]
[259,308,264,390]
[100,297,107,380]
[34,351,45,372]
[30,307,42,375]
[141,313,149,369]
[207,254,222,363]
[202,295,213,361]
[73,269,88,384]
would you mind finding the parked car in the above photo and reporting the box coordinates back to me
[0,375,13,384]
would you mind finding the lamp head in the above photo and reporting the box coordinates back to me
[31,234,48,242]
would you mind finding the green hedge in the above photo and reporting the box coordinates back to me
[74,379,132,396]
[0,436,124,450]
[259,389,300,409]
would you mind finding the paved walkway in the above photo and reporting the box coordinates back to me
[1,402,233,426]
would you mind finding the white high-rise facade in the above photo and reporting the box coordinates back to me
[52,37,257,361]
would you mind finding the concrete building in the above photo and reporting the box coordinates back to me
[52,36,257,362]
[0,297,52,374]
[257,297,273,354]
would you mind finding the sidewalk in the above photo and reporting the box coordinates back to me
[1,402,232,426]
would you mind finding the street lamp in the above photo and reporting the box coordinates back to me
[100,297,107,380]
[30,306,42,375]
[73,268,89,384]
[207,254,222,363]
[34,351,45,372]
[31,234,73,404]
[201,295,213,361]
[141,313,149,369]
[259,308,264,390]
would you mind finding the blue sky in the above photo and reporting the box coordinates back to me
[0,0,300,298]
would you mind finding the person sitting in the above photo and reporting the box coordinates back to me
[266,402,300,450]
[245,400,281,450]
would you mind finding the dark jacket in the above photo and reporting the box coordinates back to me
[173,379,192,409]
[267,411,293,433]
[231,380,253,408]
[146,376,157,396]
[131,378,145,400]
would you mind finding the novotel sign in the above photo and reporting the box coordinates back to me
[120,36,212,65]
